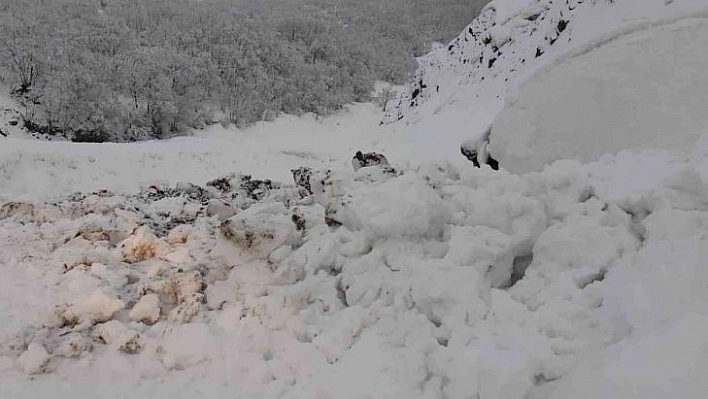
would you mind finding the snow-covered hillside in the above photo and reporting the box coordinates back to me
[390,0,708,164]
[2,0,708,398]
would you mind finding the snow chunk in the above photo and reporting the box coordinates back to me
[144,196,186,219]
[445,225,515,287]
[121,226,168,262]
[55,333,92,358]
[95,320,144,354]
[164,271,204,305]
[16,343,51,374]
[352,172,449,238]
[220,202,299,258]
[79,290,125,323]
[129,294,161,324]
[167,224,192,244]
[167,292,204,323]
[61,289,125,327]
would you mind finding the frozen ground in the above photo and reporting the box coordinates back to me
[1,1,708,398]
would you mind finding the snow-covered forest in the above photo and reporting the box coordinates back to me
[0,0,487,141]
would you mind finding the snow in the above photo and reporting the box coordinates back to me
[129,294,161,324]
[491,17,708,173]
[390,0,708,163]
[536,312,708,399]
[3,144,707,397]
[160,323,217,370]
[483,0,537,25]
[0,102,418,203]
[16,343,51,375]
[1,0,708,398]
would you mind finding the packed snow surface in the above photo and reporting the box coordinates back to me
[2,0,708,398]
[492,17,708,172]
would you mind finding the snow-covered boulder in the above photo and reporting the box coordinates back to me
[167,224,192,244]
[55,333,92,358]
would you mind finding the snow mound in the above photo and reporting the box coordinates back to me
[492,17,708,172]
[16,343,51,375]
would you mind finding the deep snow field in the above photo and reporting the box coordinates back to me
[2,1,708,398]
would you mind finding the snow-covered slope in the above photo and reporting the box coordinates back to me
[0,103,417,203]
[390,0,708,164]
[3,1,708,398]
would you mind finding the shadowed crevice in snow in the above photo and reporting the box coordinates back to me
[576,268,607,290]
[505,253,533,288]
[621,206,651,245]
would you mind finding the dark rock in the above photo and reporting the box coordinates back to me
[461,147,480,167]
[352,151,393,173]
[487,155,499,170]
[324,205,343,228]
[206,176,232,192]
[238,175,277,201]
[557,19,568,33]
[291,213,306,231]
[291,166,313,194]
